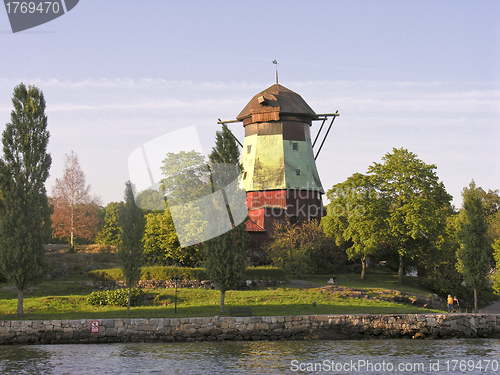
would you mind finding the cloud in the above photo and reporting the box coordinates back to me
[0,78,498,205]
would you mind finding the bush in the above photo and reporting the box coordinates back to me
[88,269,123,281]
[245,266,286,281]
[86,288,145,307]
[89,266,209,281]
[88,266,286,282]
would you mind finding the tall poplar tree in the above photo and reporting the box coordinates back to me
[202,124,249,313]
[456,180,490,312]
[117,181,145,315]
[0,83,52,316]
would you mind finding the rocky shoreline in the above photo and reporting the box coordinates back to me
[1,313,499,345]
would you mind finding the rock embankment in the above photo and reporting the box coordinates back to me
[1,313,498,345]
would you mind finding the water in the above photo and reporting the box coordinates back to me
[0,339,499,374]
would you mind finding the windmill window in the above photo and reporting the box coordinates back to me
[292,143,298,151]
[243,172,247,180]
[295,169,301,176]
[247,145,251,154]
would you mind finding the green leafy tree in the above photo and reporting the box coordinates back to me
[142,209,203,266]
[492,238,500,295]
[117,181,145,314]
[455,180,491,312]
[368,148,452,283]
[201,124,250,313]
[420,212,466,298]
[160,150,211,205]
[478,187,500,262]
[135,188,165,211]
[322,173,388,279]
[160,150,211,247]
[0,83,52,316]
[96,202,125,247]
[202,221,250,313]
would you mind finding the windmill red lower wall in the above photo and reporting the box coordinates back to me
[245,189,323,249]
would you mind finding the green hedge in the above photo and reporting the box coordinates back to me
[86,288,145,307]
[89,266,286,282]
[245,266,286,281]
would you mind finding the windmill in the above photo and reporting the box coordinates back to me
[218,69,339,249]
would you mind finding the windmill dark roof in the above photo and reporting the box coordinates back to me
[236,84,318,126]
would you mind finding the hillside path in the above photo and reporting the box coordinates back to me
[482,298,500,314]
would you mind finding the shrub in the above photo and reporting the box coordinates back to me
[245,266,286,281]
[88,266,286,282]
[86,288,145,307]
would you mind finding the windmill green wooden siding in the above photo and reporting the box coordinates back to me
[241,133,323,192]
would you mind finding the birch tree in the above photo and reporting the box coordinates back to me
[51,151,100,249]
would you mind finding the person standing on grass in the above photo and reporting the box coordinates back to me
[447,295,453,312]
[453,296,460,312]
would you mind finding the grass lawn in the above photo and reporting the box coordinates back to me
[1,247,495,321]
[0,275,444,320]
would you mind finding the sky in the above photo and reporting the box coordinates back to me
[1,0,499,208]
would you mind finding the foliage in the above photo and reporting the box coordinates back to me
[455,181,490,311]
[200,124,250,314]
[88,266,286,282]
[117,181,146,313]
[96,202,124,247]
[202,221,250,312]
[135,188,166,211]
[265,219,346,278]
[367,148,452,283]
[0,83,52,316]
[245,266,287,281]
[478,187,500,262]
[493,238,500,295]
[86,288,145,307]
[322,173,388,279]
[160,150,211,205]
[420,213,467,299]
[142,210,203,267]
[51,151,101,248]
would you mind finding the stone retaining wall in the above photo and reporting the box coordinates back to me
[1,314,499,345]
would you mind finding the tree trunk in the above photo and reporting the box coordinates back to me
[474,289,478,313]
[361,256,366,279]
[17,289,24,317]
[220,290,225,313]
[397,254,404,284]
[127,287,131,315]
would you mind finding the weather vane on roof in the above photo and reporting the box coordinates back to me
[272,59,278,84]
